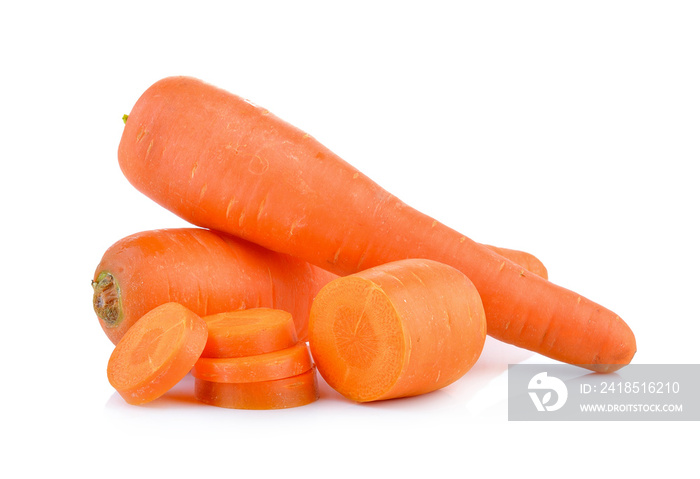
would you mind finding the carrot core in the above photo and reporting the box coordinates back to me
[92,271,123,328]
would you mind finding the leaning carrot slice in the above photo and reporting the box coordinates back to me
[202,308,298,358]
[192,342,312,383]
[194,367,319,409]
[107,302,208,405]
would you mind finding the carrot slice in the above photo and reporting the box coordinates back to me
[194,367,319,409]
[201,308,298,358]
[107,302,208,405]
[192,342,312,383]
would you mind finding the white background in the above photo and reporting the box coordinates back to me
[2,1,698,477]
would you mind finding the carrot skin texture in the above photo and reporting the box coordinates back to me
[118,76,635,372]
[309,259,486,402]
[484,245,548,280]
[93,228,336,345]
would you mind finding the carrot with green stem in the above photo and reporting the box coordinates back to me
[118,76,635,372]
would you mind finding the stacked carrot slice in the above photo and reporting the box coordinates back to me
[107,305,318,409]
[192,308,319,409]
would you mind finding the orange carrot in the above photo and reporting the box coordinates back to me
[202,308,297,358]
[117,76,635,372]
[107,302,208,405]
[309,259,486,402]
[92,228,336,345]
[192,342,313,383]
[93,228,543,347]
[194,367,319,409]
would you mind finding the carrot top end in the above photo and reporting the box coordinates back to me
[92,271,124,329]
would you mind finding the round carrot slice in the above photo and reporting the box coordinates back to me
[201,308,298,358]
[107,302,208,405]
[194,367,319,409]
[192,342,312,383]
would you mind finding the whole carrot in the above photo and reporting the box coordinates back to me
[92,227,336,344]
[94,228,545,345]
[118,76,636,372]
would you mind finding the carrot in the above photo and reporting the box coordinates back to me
[194,367,319,409]
[117,76,636,372]
[107,302,208,405]
[308,259,486,402]
[93,228,543,348]
[201,308,297,358]
[192,342,313,383]
[92,228,336,345]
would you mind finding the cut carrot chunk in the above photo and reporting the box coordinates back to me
[201,308,297,358]
[192,342,312,383]
[309,259,487,402]
[107,302,208,405]
[194,367,319,409]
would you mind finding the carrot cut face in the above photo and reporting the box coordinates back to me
[192,342,313,383]
[311,278,406,401]
[309,259,487,403]
[201,308,298,358]
[194,367,319,409]
[107,302,208,405]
